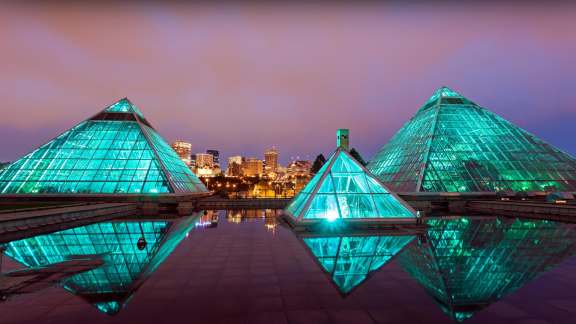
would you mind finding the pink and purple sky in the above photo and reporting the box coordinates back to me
[1,3,575,166]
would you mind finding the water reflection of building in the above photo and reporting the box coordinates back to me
[195,210,219,228]
[2,215,198,315]
[225,209,281,225]
[299,233,415,294]
[399,217,576,322]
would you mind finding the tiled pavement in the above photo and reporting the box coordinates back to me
[2,212,576,324]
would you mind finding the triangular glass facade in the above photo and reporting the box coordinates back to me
[303,234,414,294]
[285,148,416,223]
[0,98,207,194]
[368,87,576,192]
[3,215,197,314]
[399,217,576,321]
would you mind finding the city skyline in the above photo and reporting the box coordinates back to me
[1,3,576,164]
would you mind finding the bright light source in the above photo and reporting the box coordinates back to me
[326,210,338,222]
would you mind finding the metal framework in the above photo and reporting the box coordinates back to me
[284,148,417,225]
[301,233,415,294]
[399,216,576,322]
[0,98,207,195]
[2,215,198,314]
[368,87,576,193]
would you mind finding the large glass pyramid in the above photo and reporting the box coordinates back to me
[399,217,576,322]
[3,215,197,314]
[302,234,414,294]
[284,148,416,224]
[0,98,207,194]
[367,87,576,192]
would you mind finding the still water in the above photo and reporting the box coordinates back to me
[1,210,576,324]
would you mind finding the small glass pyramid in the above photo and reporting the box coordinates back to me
[368,86,576,192]
[3,215,198,315]
[303,234,414,294]
[0,98,207,194]
[284,148,416,224]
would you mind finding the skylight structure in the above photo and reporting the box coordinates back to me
[0,98,207,194]
[367,87,576,192]
[399,217,576,322]
[302,234,414,294]
[3,216,197,315]
[284,148,417,226]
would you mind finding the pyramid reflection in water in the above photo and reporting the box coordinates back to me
[0,98,207,194]
[3,214,198,315]
[368,87,576,192]
[399,217,576,322]
[301,233,415,294]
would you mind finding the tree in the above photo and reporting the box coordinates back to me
[311,154,326,174]
[349,148,367,166]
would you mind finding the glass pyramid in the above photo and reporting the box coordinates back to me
[3,215,198,315]
[302,234,414,294]
[0,98,207,194]
[399,217,576,322]
[368,87,576,192]
[284,148,416,224]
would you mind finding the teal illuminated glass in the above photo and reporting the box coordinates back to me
[284,148,416,222]
[104,98,145,118]
[399,217,576,321]
[3,216,197,314]
[303,235,414,294]
[368,87,576,192]
[0,98,207,194]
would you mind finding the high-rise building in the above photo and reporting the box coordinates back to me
[368,86,576,193]
[0,98,207,194]
[227,156,243,177]
[171,141,192,166]
[243,158,263,177]
[287,160,312,177]
[195,153,214,168]
[206,150,220,167]
[264,147,279,174]
[337,129,349,150]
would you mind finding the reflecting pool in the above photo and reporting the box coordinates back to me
[1,211,576,323]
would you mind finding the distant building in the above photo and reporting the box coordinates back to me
[206,150,220,168]
[195,153,214,168]
[171,141,192,166]
[227,156,244,177]
[287,160,312,177]
[243,158,264,177]
[264,147,279,174]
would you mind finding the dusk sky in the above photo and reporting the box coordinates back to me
[1,3,575,166]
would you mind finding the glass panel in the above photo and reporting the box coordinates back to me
[368,87,576,192]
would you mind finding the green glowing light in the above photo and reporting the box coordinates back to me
[400,217,576,321]
[367,86,576,192]
[303,235,414,294]
[3,215,198,314]
[0,98,207,194]
[284,148,416,222]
